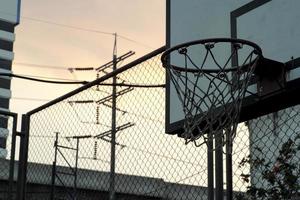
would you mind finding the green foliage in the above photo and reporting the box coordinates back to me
[237,135,300,200]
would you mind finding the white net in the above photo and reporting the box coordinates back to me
[162,38,262,147]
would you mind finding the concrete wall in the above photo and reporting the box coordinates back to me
[0,159,210,200]
[0,180,161,200]
[0,0,20,158]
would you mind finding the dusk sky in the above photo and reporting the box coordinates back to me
[11,0,165,114]
[2,2,297,198]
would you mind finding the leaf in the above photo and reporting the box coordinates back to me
[241,173,250,183]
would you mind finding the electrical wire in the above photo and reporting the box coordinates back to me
[0,60,98,71]
[0,73,88,84]
[99,83,165,88]
[0,72,165,88]
[10,95,164,124]
[16,74,85,82]
[1,60,106,72]
[23,16,154,49]
[118,35,155,50]
[0,8,114,36]
[11,97,52,102]
[23,16,114,36]
[27,133,205,167]
[0,9,154,49]
[13,62,70,70]
[144,168,208,196]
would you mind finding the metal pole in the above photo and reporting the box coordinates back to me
[74,138,79,200]
[215,131,224,200]
[226,128,233,200]
[50,132,59,200]
[16,114,30,200]
[8,113,17,200]
[207,132,214,200]
[109,33,117,200]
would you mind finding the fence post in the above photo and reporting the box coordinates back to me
[50,132,59,200]
[215,131,224,200]
[16,114,30,200]
[226,128,233,200]
[74,138,79,199]
[207,132,214,200]
[8,113,18,200]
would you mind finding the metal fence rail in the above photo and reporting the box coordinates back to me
[21,47,300,200]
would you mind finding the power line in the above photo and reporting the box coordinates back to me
[10,95,164,124]
[15,73,85,82]
[23,16,114,36]
[14,62,115,73]
[100,83,165,88]
[13,62,69,70]
[26,133,205,167]
[0,9,113,36]
[118,35,155,50]
[0,73,88,84]
[144,168,208,196]
[11,97,52,102]
[1,71,165,88]
[0,9,155,49]
[22,16,155,49]
[0,60,98,71]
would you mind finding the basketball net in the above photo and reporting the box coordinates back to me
[162,38,262,148]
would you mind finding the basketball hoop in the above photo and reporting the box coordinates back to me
[161,38,262,147]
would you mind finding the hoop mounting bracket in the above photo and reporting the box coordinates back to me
[255,58,286,97]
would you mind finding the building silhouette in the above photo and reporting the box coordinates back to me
[0,0,21,158]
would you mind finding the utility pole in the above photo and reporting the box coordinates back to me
[68,33,135,200]
[109,32,118,200]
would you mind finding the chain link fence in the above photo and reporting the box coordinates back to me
[0,111,18,200]
[24,47,300,200]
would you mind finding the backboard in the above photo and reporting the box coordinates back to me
[165,0,300,135]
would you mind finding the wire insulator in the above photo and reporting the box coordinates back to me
[93,140,98,160]
[74,67,95,71]
[96,73,100,91]
[96,105,100,125]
